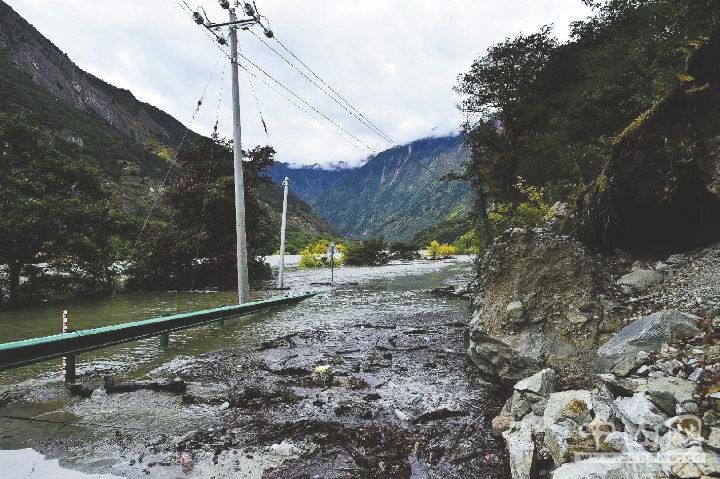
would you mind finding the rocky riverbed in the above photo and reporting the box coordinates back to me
[0,258,511,478]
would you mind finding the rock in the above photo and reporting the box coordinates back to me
[466,332,541,387]
[658,446,720,478]
[492,414,513,436]
[531,398,548,416]
[551,432,661,479]
[541,390,600,467]
[707,427,720,451]
[268,441,299,456]
[596,310,701,376]
[514,368,556,398]
[510,391,532,420]
[544,421,597,467]
[617,269,665,291]
[468,230,613,386]
[645,376,697,415]
[543,390,594,426]
[614,393,667,433]
[507,301,525,322]
[394,409,411,422]
[502,415,542,479]
[604,431,654,456]
[553,457,660,479]
[688,368,707,383]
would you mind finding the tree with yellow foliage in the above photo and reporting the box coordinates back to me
[426,240,457,259]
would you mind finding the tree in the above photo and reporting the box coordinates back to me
[388,241,420,261]
[456,26,559,202]
[343,238,388,266]
[0,113,109,306]
[127,137,277,290]
[456,0,720,247]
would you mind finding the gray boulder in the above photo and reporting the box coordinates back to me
[658,446,720,478]
[502,414,542,479]
[596,310,701,376]
[514,368,556,398]
[614,393,667,433]
[468,230,613,386]
[645,376,697,415]
[543,390,597,466]
[553,433,660,479]
[616,269,664,291]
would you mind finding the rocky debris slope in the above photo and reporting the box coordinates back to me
[467,228,625,387]
[566,30,720,255]
[492,309,720,479]
[485,243,720,478]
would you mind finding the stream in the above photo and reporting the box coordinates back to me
[0,256,508,478]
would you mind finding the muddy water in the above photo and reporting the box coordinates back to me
[0,257,497,479]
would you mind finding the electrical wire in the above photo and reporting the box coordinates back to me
[272,36,397,145]
[248,29,394,145]
[172,0,373,152]
[237,51,374,151]
[101,51,223,317]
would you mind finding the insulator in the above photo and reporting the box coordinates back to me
[217,36,227,45]
[243,3,255,16]
[218,0,230,9]
[192,11,205,25]
[263,28,274,39]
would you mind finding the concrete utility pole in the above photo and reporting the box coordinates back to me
[278,176,290,289]
[194,2,274,303]
[228,6,249,304]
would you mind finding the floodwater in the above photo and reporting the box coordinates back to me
[0,256,475,478]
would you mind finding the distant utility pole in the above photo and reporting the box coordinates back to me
[194,1,274,304]
[278,176,290,289]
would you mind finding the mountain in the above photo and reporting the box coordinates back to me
[0,1,334,241]
[311,136,472,241]
[267,162,345,203]
[0,1,204,213]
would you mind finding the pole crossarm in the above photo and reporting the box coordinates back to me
[0,292,320,372]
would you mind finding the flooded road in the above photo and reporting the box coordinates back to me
[0,256,507,479]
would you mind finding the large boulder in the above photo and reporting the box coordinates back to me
[596,310,701,376]
[566,31,720,255]
[467,229,616,387]
[502,414,543,479]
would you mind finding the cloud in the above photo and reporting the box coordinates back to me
[8,0,592,167]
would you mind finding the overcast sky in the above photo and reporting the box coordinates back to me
[8,0,592,168]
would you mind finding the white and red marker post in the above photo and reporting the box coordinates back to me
[62,310,75,382]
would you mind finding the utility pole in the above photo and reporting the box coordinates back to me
[278,176,289,289]
[194,2,274,303]
[228,5,249,303]
[328,242,335,284]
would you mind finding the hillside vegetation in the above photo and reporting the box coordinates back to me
[457,0,720,249]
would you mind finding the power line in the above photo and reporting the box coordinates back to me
[248,29,394,145]
[237,50,374,151]
[102,49,223,316]
[273,36,397,145]
[172,0,372,153]
[239,64,370,152]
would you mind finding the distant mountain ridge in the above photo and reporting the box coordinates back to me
[267,162,346,203]
[269,136,472,242]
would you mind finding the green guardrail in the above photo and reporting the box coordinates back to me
[0,291,320,374]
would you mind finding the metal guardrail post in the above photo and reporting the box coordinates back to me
[160,333,170,348]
